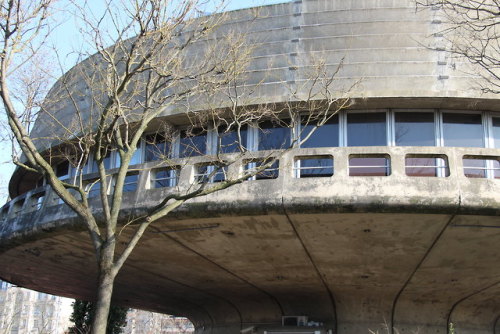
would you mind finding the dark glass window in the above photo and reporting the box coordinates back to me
[92,151,112,172]
[55,161,69,178]
[151,168,179,188]
[301,115,339,148]
[347,113,386,146]
[195,164,227,183]
[86,180,101,198]
[145,134,171,162]
[258,121,290,150]
[443,113,484,147]
[123,173,139,192]
[295,156,334,178]
[395,112,435,146]
[36,177,45,188]
[216,126,247,154]
[130,147,142,166]
[179,129,206,158]
[492,117,500,148]
[245,158,279,180]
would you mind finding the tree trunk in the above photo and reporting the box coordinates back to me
[91,243,116,334]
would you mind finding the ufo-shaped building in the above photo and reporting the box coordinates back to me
[1,1,500,333]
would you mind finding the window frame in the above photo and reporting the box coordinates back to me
[244,158,280,180]
[122,172,140,193]
[150,166,180,188]
[349,154,391,177]
[405,154,450,178]
[293,155,334,178]
[345,110,389,147]
[194,163,228,184]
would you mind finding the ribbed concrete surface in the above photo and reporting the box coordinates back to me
[27,0,496,152]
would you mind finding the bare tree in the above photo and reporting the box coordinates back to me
[0,1,352,334]
[0,292,18,334]
[416,0,500,93]
[0,285,58,334]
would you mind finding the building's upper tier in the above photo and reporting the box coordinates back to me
[28,0,499,153]
[9,108,500,197]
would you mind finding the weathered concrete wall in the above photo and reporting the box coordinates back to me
[26,0,499,152]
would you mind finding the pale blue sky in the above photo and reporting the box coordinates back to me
[0,0,289,203]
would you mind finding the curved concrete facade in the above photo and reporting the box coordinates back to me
[2,1,500,334]
[21,0,498,161]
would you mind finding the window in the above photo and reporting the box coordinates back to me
[130,142,143,166]
[463,156,500,178]
[85,180,102,198]
[1,206,9,220]
[349,155,391,176]
[91,151,113,172]
[215,126,247,154]
[13,199,25,215]
[347,112,387,146]
[123,173,139,192]
[145,133,171,162]
[245,158,279,180]
[492,117,500,148]
[55,161,69,179]
[294,156,334,178]
[405,155,449,177]
[258,121,290,150]
[194,164,227,183]
[443,113,484,147]
[300,115,339,148]
[36,177,45,188]
[179,129,207,158]
[31,192,45,210]
[151,167,179,188]
[395,112,435,146]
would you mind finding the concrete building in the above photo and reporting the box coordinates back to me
[0,281,72,334]
[0,1,500,334]
[124,310,193,334]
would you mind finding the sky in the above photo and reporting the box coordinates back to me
[0,0,288,204]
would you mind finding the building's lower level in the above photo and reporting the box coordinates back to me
[1,145,500,334]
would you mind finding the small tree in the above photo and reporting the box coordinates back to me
[69,300,128,334]
[416,0,500,93]
[0,1,353,333]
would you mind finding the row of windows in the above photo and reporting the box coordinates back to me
[303,111,500,148]
[6,152,500,219]
[45,153,492,206]
[64,153,497,204]
[79,154,500,199]
[49,110,500,181]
